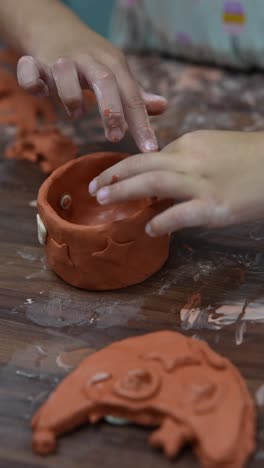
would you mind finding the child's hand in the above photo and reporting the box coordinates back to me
[18,34,166,152]
[0,0,167,152]
[89,130,264,236]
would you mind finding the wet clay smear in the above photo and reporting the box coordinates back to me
[32,331,256,467]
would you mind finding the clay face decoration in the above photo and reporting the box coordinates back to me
[0,68,56,131]
[5,128,77,174]
[31,331,256,467]
[37,152,170,290]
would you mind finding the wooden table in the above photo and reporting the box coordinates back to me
[1,55,264,467]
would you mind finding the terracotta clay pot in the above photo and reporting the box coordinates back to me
[37,152,170,290]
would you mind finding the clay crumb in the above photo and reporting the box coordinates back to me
[25,298,34,305]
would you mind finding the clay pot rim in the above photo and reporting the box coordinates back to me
[38,152,153,233]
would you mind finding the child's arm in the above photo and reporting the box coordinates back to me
[0,0,166,151]
[89,130,264,235]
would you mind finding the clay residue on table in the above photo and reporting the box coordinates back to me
[126,54,264,148]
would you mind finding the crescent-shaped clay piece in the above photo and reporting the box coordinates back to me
[31,331,256,467]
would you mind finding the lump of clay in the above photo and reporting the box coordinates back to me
[5,128,77,173]
[31,331,256,467]
[0,68,56,131]
[0,47,20,66]
[83,89,97,109]
[0,68,20,94]
[37,152,170,290]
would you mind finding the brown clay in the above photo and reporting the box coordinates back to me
[37,152,170,290]
[0,68,20,94]
[5,128,77,173]
[83,89,97,108]
[31,331,256,467]
[0,89,56,131]
[0,47,21,66]
[0,68,56,131]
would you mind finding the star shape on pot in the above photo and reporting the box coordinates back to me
[49,238,73,267]
[92,237,135,265]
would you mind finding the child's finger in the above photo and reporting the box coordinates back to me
[114,65,158,152]
[140,90,168,116]
[95,171,194,205]
[89,153,173,195]
[79,59,126,142]
[145,199,215,237]
[17,55,48,95]
[52,57,83,117]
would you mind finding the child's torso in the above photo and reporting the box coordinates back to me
[63,0,264,69]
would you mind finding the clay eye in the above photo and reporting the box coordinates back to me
[113,368,160,401]
[84,371,112,397]
[88,372,112,386]
[187,379,224,415]
[60,194,72,210]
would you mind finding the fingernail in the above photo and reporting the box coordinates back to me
[148,93,168,104]
[72,108,83,119]
[89,179,98,195]
[109,128,123,143]
[144,140,158,152]
[97,187,110,204]
[145,223,156,237]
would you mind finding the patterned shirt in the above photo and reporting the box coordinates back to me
[62,0,264,69]
[110,0,264,68]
